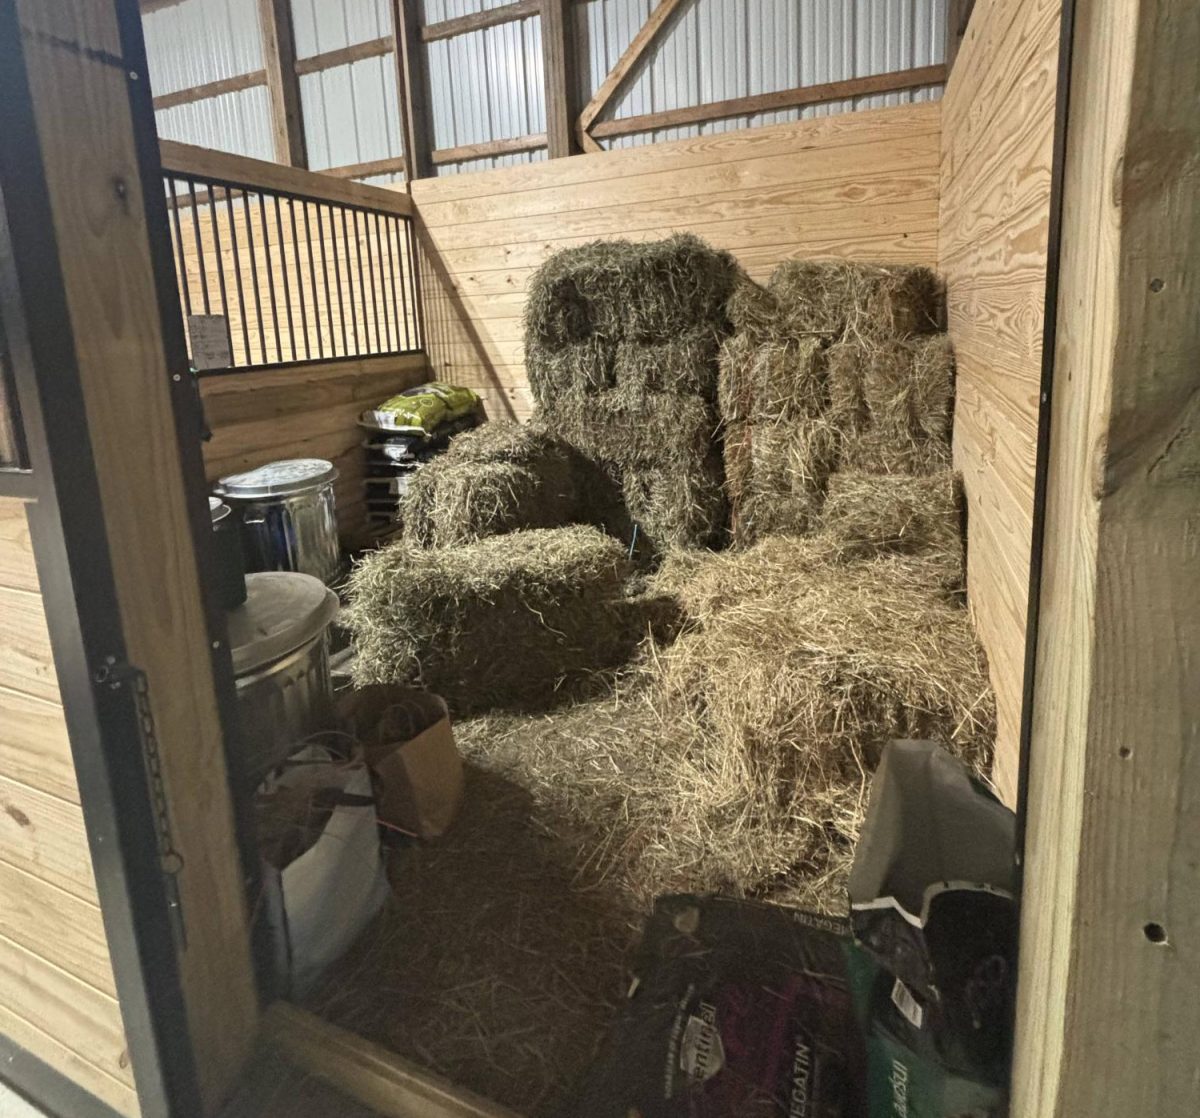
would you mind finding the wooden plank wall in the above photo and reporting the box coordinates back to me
[938,0,1061,804]
[410,102,942,422]
[199,353,430,544]
[0,497,140,1118]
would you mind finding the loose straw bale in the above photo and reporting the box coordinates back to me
[821,470,964,588]
[344,526,641,713]
[527,335,616,408]
[769,260,943,340]
[523,234,740,348]
[717,333,759,424]
[641,536,995,907]
[402,423,577,547]
[613,327,722,398]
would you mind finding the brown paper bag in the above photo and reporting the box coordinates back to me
[338,684,463,839]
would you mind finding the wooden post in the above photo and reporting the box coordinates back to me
[540,0,577,158]
[390,0,433,181]
[258,0,307,167]
[1012,0,1200,1113]
[7,0,262,1113]
[944,0,975,71]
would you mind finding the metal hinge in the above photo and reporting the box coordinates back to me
[95,656,188,949]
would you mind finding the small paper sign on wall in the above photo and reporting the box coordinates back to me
[188,314,233,371]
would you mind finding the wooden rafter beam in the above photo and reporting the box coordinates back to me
[540,0,577,157]
[576,0,687,151]
[421,0,541,43]
[588,65,949,140]
[152,69,266,112]
[322,134,547,179]
[431,132,547,165]
[294,36,394,77]
[258,0,307,166]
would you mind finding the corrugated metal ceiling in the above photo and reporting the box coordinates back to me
[145,0,945,178]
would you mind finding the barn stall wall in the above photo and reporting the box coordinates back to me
[0,499,139,1118]
[938,0,1061,804]
[412,100,941,421]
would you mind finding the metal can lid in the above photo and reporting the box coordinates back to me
[209,497,232,525]
[227,572,339,674]
[215,458,339,500]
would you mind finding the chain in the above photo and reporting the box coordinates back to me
[96,657,187,948]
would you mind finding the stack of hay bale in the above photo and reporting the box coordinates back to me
[720,261,954,553]
[525,235,739,554]
[624,259,986,909]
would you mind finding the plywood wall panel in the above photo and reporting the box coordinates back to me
[412,103,942,422]
[0,497,137,1115]
[939,0,1061,804]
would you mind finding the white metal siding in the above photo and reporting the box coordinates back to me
[145,0,944,175]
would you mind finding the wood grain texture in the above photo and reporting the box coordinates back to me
[0,586,59,704]
[0,686,78,806]
[0,773,98,905]
[0,860,116,997]
[938,0,1060,804]
[200,354,429,541]
[413,103,941,420]
[0,497,37,592]
[0,933,132,1089]
[0,489,131,1109]
[257,0,307,167]
[0,1001,137,1118]
[17,0,259,1107]
[1012,0,1200,1113]
[262,1003,519,1118]
[159,140,414,217]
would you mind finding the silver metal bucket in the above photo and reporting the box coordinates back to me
[216,459,341,586]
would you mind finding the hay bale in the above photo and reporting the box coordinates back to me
[821,470,963,588]
[523,234,740,348]
[613,327,722,398]
[401,423,577,547]
[622,453,727,553]
[827,335,955,475]
[526,335,615,409]
[538,390,718,471]
[640,536,995,906]
[718,333,825,423]
[769,260,943,340]
[344,526,641,713]
[737,418,838,543]
[726,274,781,343]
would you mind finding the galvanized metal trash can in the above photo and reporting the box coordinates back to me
[216,459,341,586]
[226,572,340,783]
